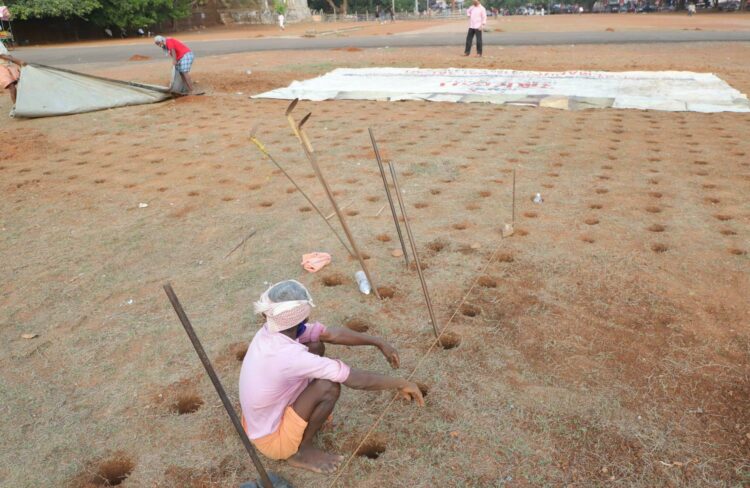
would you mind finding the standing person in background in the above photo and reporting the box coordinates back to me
[278,12,286,30]
[389,5,396,22]
[154,35,194,94]
[463,0,487,57]
[375,4,382,23]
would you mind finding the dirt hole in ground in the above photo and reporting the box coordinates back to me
[497,253,514,263]
[259,201,273,208]
[585,218,599,225]
[376,233,391,242]
[356,438,387,459]
[430,188,441,195]
[427,240,447,252]
[439,332,461,350]
[478,190,491,198]
[581,236,595,243]
[720,229,737,236]
[345,318,371,333]
[714,214,732,221]
[648,224,666,233]
[704,197,720,204]
[414,202,429,209]
[409,261,429,272]
[377,287,396,299]
[477,276,497,288]
[299,206,312,212]
[649,192,662,198]
[589,204,603,210]
[651,243,668,253]
[453,222,468,230]
[729,248,747,256]
[416,382,430,397]
[233,343,248,362]
[92,456,135,486]
[366,195,380,202]
[460,304,481,317]
[645,206,661,213]
[172,393,203,415]
[524,211,538,218]
[345,210,359,217]
[466,203,480,210]
[322,274,344,287]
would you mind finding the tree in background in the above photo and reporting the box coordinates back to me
[6,0,192,30]
[274,0,288,14]
[90,0,192,30]
[4,0,100,19]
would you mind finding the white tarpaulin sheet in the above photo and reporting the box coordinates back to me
[12,64,175,118]
[255,67,750,113]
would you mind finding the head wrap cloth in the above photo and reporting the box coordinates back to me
[254,280,315,333]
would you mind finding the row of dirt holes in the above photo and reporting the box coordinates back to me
[118,262,503,472]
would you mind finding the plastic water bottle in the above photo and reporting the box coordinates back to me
[355,270,371,295]
[533,193,543,203]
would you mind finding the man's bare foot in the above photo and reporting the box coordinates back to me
[288,446,344,474]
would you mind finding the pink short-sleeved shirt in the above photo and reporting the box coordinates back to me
[239,322,350,439]
[467,5,487,29]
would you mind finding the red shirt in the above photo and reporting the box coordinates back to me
[165,38,191,61]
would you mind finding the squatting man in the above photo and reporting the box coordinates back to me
[239,280,424,473]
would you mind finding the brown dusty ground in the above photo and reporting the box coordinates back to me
[1,43,748,488]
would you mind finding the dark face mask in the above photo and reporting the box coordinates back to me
[295,321,308,339]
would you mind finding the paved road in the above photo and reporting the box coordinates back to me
[13,30,750,66]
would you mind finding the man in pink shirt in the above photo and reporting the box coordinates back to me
[464,0,487,57]
[239,280,424,474]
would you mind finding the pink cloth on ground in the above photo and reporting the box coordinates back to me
[467,5,487,29]
[239,321,350,440]
[301,252,332,273]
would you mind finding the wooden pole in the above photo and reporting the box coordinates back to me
[387,161,440,338]
[284,102,381,300]
[369,128,409,267]
[249,132,354,258]
[512,168,516,226]
[163,284,275,488]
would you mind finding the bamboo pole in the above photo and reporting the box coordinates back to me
[163,284,276,488]
[369,128,409,267]
[249,131,354,258]
[387,161,440,338]
[284,101,381,299]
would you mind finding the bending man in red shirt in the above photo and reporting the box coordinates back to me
[154,35,194,94]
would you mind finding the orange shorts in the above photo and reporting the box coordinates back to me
[243,406,307,460]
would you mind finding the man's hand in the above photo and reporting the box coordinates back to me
[398,381,425,406]
[379,341,400,369]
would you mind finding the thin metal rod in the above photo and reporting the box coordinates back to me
[285,107,381,300]
[387,161,440,338]
[226,228,257,259]
[163,284,274,488]
[512,169,516,225]
[369,128,409,267]
[249,134,354,258]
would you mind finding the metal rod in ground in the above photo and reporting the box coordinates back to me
[226,228,257,259]
[512,169,516,225]
[162,284,276,488]
[387,161,440,339]
[285,108,381,300]
[369,128,409,267]
[249,133,355,258]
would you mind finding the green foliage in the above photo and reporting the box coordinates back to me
[6,0,192,27]
[274,0,288,14]
[5,0,100,19]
